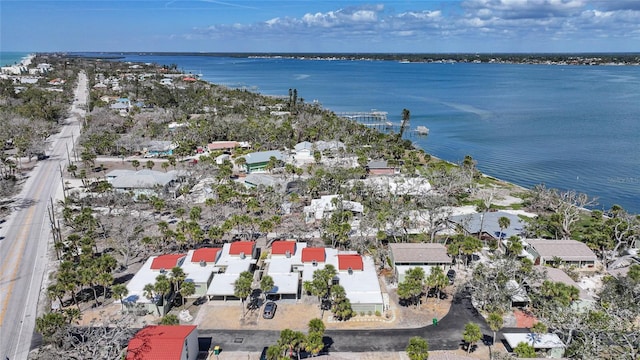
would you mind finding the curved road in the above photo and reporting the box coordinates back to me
[200,291,492,353]
[0,73,87,359]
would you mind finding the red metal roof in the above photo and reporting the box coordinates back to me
[271,241,296,255]
[301,247,326,263]
[126,325,196,360]
[150,254,185,270]
[191,248,220,263]
[229,241,255,256]
[337,254,363,271]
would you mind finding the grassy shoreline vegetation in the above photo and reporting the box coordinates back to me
[3,54,639,359]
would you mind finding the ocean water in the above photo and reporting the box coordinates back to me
[0,51,31,66]
[93,54,640,213]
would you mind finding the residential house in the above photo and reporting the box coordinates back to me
[206,241,257,301]
[264,240,306,300]
[352,176,432,196]
[367,160,398,176]
[243,173,281,190]
[335,253,385,313]
[303,195,364,223]
[388,243,452,282]
[524,239,598,268]
[503,332,565,358]
[448,211,525,241]
[106,169,180,197]
[534,266,595,311]
[123,254,186,316]
[207,141,240,152]
[126,325,199,360]
[180,248,222,298]
[110,97,131,111]
[145,140,177,157]
[240,150,285,173]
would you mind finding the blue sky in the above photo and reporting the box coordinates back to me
[1,0,639,52]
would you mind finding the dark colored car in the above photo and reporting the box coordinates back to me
[263,301,277,319]
[446,269,456,284]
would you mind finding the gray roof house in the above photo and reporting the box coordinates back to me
[106,169,179,196]
[448,211,525,241]
[388,243,452,281]
[524,239,598,268]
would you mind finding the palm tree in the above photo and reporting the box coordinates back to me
[487,311,503,345]
[170,266,186,294]
[406,336,429,360]
[463,322,482,353]
[260,275,274,301]
[112,284,128,311]
[234,271,253,317]
[180,281,196,306]
[498,216,511,239]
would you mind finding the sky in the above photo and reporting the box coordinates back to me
[1,0,639,53]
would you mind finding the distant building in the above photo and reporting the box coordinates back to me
[367,160,398,176]
[106,169,180,197]
[303,195,364,223]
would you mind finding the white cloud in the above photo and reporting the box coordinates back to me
[188,1,640,51]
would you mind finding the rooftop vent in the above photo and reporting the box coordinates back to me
[199,260,206,267]
[239,252,246,259]
[312,260,318,267]
[348,267,353,275]
[285,250,291,258]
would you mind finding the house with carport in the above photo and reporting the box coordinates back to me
[263,240,306,300]
[502,332,565,358]
[126,325,199,360]
[206,241,257,301]
[524,239,598,268]
[334,253,385,313]
[388,243,452,282]
[180,248,222,298]
[123,254,186,316]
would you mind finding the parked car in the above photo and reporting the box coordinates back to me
[263,301,277,319]
[446,269,456,284]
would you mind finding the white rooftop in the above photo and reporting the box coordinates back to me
[181,249,220,284]
[206,273,241,297]
[124,257,165,304]
[503,332,565,349]
[336,256,384,306]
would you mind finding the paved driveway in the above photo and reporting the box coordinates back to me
[200,290,490,352]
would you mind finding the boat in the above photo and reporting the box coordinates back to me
[416,126,429,135]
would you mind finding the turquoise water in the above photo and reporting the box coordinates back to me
[83,54,640,213]
[0,52,31,66]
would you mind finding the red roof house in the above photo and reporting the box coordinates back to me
[126,325,198,360]
[337,254,364,271]
[271,241,296,256]
[191,248,221,263]
[301,247,326,263]
[229,241,255,256]
[150,254,185,270]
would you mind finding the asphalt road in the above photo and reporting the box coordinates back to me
[0,72,86,360]
[200,291,492,353]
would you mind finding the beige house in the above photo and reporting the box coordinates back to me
[524,239,598,268]
[388,243,452,282]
